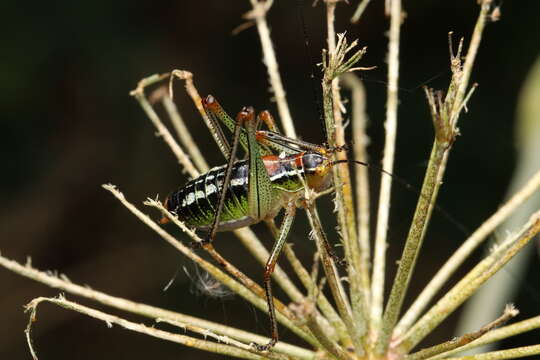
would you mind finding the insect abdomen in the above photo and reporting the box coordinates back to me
[166,161,250,229]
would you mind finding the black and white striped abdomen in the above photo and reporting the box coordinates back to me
[165,160,251,229]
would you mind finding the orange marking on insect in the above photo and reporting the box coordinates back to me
[202,94,220,111]
[294,153,305,169]
[160,198,171,224]
[259,110,271,122]
[262,155,281,175]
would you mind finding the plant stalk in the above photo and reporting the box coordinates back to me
[399,211,540,353]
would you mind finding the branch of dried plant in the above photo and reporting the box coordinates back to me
[376,124,450,355]
[430,316,540,359]
[291,300,355,360]
[24,295,268,360]
[0,254,313,358]
[341,73,371,303]
[396,169,540,336]
[444,345,540,360]
[130,75,199,178]
[376,1,495,353]
[371,0,402,338]
[406,304,519,360]
[351,0,373,24]
[324,4,372,341]
[245,0,296,138]
[321,28,371,356]
[448,0,494,125]
[151,86,209,172]
[232,227,307,308]
[399,210,540,353]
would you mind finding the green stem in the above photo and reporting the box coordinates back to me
[396,169,540,336]
[341,74,371,310]
[375,141,448,354]
[405,305,518,360]
[445,345,540,360]
[429,316,540,359]
[399,211,540,353]
[292,301,355,360]
[323,6,368,341]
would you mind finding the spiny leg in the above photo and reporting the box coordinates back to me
[302,202,347,267]
[290,161,347,268]
[201,95,232,159]
[320,226,347,267]
[254,111,280,156]
[256,130,327,155]
[254,201,297,352]
[202,95,249,156]
[200,106,254,247]
[257,110,280,133]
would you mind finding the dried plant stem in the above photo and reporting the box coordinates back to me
[292,301,355,360]
[341,73,371,296]
[377,1,494,353]
[247,0,296,138]
[104,185,317,346]
[449,0,493,122]
[156,318,253,352]
[0,254,313,358]
[170,70,230,158]
[405,304,519,360]
[305,200,364,357]
[324,2,368,347]
[25,296,266,360]
[430,316,540,359]
[130,75,199,178]
[351,0,373,24]
[399,211,540,353]
[446,345,540,360]
[155,88,209,172]
[371,0,401,336]
[396,169,540,336]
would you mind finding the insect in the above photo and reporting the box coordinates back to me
[160,94,347,351]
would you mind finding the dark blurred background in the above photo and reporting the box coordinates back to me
[1,1,539,359]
